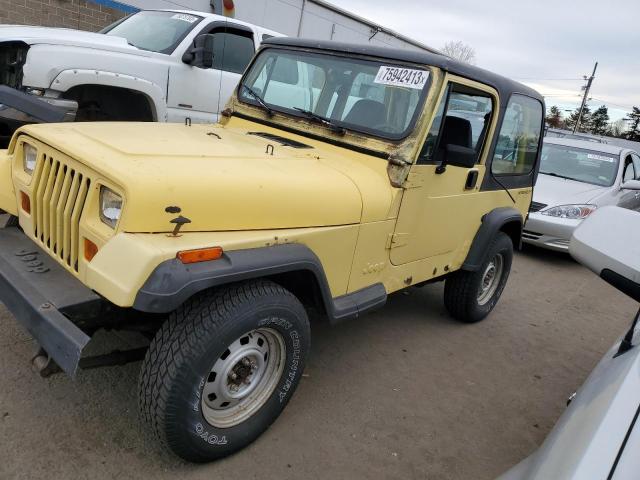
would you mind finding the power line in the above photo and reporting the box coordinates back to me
[590,98,635,110]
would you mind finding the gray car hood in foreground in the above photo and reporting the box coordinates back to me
[498,328,640,479]
[533,174,607,207]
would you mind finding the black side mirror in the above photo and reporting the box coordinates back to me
[182,34,215,69]
[436,144,477,173]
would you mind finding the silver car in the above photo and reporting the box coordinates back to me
[523,137,640,251]
[499,206,640,479]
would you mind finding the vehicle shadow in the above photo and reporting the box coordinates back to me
[518,243,577,265]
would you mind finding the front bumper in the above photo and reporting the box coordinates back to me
[0,226,100,377]
[0,85,76,147]
[522,212,581,252]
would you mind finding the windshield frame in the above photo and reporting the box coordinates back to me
[237,46,434,142]
[539,142,621,187]
[100,10,205,55]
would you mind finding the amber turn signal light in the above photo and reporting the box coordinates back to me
[177,246,223,264]
[20,191,30,214]
[84,238,99,262]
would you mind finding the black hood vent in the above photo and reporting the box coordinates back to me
[247,131,313,149]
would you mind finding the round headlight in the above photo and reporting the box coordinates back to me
[23,143,37,175]
[99,186,123,228]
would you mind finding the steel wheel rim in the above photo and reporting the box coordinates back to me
[477,253,504,306]
[201,328,286,429]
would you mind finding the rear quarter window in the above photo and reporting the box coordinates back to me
[492,94,543,175]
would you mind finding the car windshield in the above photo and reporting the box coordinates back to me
[239,49,431,139]
[539,143,619,187]
[102,11,203,54]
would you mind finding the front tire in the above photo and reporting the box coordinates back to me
[444,232,513,323]
[138,280,310,462]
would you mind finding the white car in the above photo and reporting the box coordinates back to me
[500,206,640,479]
[523,137,640,251]
[0,9,282,146]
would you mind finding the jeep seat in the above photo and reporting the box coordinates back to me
[343,99,386,126]
[440,115,473,149]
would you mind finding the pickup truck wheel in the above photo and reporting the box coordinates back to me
[443,232,513,323]
[138,280,310,462]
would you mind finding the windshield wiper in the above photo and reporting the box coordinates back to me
[540,171,597,185]
[293,108,346,135]
[540,171,575,181]
[241,84,274,117]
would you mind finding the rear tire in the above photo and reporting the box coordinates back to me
[444,232,513,323]
[138,280,310,462]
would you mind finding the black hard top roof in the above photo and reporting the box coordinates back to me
[262,37,543,102]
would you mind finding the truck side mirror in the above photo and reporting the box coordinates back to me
[182,34,215,69]
[436,144,477,173]
[621,179,640,191]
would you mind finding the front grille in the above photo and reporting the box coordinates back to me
[0,42,29,89]
[529,201,547,212]
[32,155,92,273]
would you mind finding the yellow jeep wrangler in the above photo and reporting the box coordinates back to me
[0,37,544,461]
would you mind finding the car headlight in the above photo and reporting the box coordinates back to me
[99,186,123,228]
[23,143,37,175]
[25,88,45,97]
[541,204,596,219]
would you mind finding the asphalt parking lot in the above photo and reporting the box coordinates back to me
[0,246,635,480]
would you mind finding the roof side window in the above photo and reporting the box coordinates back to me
[211,30,255,74]
[492,94,543,175]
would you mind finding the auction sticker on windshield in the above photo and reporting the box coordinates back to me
[375,66,429,89]
[171,13,199,23]
[587,153,615,162]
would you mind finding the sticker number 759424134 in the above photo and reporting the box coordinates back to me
[374,66,430,90]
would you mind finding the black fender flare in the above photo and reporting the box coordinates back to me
[461,207,524,271]
[133,243,386,323]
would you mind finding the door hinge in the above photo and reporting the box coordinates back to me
[386,232,409,249]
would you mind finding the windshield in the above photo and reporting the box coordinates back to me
[540,143,619,187]
[102,11,203,54]
[239,49,431,139]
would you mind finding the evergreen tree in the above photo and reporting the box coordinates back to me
[545,105,563,128]
[565,105,592,133]
[626,107,640,141]
[590,105,610,136]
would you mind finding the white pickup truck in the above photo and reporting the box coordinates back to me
[0,9,281,146]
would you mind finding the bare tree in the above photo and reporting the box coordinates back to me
[441,40,476,64]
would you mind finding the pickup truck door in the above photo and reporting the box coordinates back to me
[389,75,542,268]
[166,21,256,123]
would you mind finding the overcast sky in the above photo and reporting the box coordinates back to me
[340,0,639,122]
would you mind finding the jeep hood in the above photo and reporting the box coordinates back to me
[18,121,395,232]
[0,25,142,54]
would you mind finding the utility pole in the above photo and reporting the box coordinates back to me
[573,62,598,134]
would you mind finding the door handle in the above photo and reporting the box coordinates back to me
[465,169,479,190]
